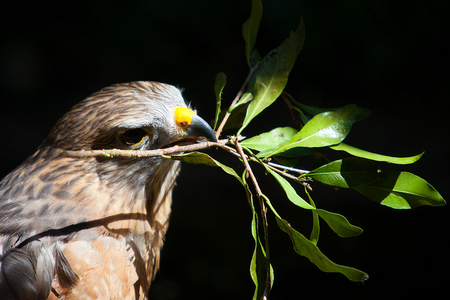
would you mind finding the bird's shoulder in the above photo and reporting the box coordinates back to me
[0,148,104,235]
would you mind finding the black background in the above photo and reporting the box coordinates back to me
[1,1,448,298]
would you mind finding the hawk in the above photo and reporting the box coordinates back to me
[0,81,217,299]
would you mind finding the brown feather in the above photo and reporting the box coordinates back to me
[0,81,215,299]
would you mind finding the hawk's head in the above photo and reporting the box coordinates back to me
[0,81,217,231]
[44,81,216,151]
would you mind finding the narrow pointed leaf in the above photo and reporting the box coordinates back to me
[265,197,368,282]
[307,157,384,188]
[166,152,240,180]
[238,19,305,135]
[269,104,359,156]
[331,143,424,165]
[242,0,263,67]
[353,171,446,209]
[238,172,270,300]
[305,188,320,245]
[263,164,363,237]
[163,152,218,167]
[213,72,227,130]
[250,210,271,300]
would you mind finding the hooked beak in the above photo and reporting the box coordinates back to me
[184,114,217,143]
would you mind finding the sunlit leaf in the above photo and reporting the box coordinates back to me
[306,157,384,188]
[238,19,305,135]
[242,0,263,67]
[353,171,446,209]
[229,92,253,113]
[213,72,227,130]
[268,104,359,156]
[264,195,368,282]
[241,127,298,157]
[330,143,424,165]
[242,127,316,158]
[263,164,363,237]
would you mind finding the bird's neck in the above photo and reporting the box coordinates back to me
[94,155,181,236]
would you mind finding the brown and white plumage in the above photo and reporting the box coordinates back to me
[0,81,216,299]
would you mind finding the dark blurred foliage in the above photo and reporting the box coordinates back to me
[1,0,448,298]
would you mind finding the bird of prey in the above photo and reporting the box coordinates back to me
[0,81,217,299]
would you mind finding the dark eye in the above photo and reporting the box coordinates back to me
[120,129,147,146]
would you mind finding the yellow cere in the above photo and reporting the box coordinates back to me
[174,107,195,128]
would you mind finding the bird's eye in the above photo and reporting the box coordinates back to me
[120,129,147,146]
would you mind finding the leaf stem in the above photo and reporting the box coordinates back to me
[215,63,260,139]
[234,137,271,298]
[282,92,303,128]
[62,137,312,191]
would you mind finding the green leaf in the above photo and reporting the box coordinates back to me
[241,127,298,156]
[331,143,424,165]
[242,0,263,67]
[264,195,369,282]
[241,171,267,299]
[353,171,446,209]
[242,127,316,158]
[213,72,227,130]
[269,104,359,156]
[237,169,273,299]
[263,164,363,238]
[163,152,217,167]
[238,19,305,135]
[246,174,273,299]
[250,209,271,300]
[307,157,384,188]
[305,188,320,245]
[165,152,241,181]
[229,92,253,113]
